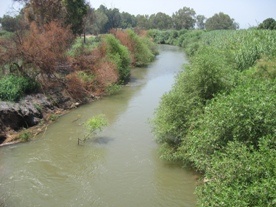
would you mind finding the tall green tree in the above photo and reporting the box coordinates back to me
[196,15,206,29]
[90,9,108,34]
[63,0,88,35]
[172,7,196,30]
[258,18,276,30]
[97,5,121,33]
[136,14,151,29]
[84,6,95,34]
[120,12,137,29]
[0,15,21,32]
[205,12,238,30]
[149,12,173,30]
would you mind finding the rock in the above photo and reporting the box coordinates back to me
[0,100,43,131]
[0,133,6,144]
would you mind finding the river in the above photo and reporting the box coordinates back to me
[0,45,197,207]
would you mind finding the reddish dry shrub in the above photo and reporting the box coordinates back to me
[71,54,94,72]
[134,28,148,37]
[65,72,88,100]
[20,21,73,75]
[72,40,119,92]
[110,29,135,65]
[91,41,107,60]
[94,60,118,88]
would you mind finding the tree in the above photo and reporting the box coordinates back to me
[205,12,238,30]
[120,12,137,29]
[63,0,88,35]
[23,0,64,27]
[258,18,276,30]
[196,15,206,29]
[96,5,121,33]
[136,14,151,29]
[84,6,95,34]
[149,12,173,30]
[172,7,196,30]
[90,10,108,34]
[0,15,21,32]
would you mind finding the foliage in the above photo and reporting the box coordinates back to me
[205,12,238,30]
[0,21,74,80]
[67,36,99,57]
[111,29,156,67]
[152,46,236,158]
[0,15,21,32]
[63,0,88,35]
[197,137,276,207]
[105,83,122,95]
[151,28,276,206]
[125,29,155,67]
[19,130,31,142]
[246,57,276,79]
[258,18,276,30]
[172,7,196,30]
[103,34,131,83]
[120,12,137,29]
[148,12,173,30]
[178,79,276,171]
[196,15,206,29]
[0,75,38,101]
[81,114,108,142]
[23,0,64,26]
[65,72,89,101]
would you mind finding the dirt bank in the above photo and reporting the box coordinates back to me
[0,87,96,146]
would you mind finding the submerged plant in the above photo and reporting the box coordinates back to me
[78,114,108,144]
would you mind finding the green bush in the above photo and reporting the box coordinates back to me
[105,83,122,95]
[80,114,108,143]
[178,79,276,171]
[126,30,155,67]
[104,34,131,83]
[0,75,39,102]
[197,136,276,207]
[150,29,276,206]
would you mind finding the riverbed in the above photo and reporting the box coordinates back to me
[0,45,196,207]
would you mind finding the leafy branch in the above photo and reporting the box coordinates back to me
[78,114,108,145]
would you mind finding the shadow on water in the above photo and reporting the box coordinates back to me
[92,137,114,145]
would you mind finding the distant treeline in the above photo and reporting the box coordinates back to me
[0,1,240,34]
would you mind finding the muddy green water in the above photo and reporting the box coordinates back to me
[0,45,197,207]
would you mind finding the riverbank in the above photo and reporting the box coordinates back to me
[0,85,94,146]
[0,29,158,146]
[0,45,197,207]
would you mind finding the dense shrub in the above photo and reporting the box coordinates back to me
[152,46,237,160]
[178,79,276,171]
[20,22,74,75]
[111,29,156,67]
[0,75,38,101]
[103,34,131,83]
[197,136,276,207]
[151,28,276,206]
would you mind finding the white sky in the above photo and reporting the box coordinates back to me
[1,0,276,29]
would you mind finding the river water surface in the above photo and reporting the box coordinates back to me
[0,45,197,207]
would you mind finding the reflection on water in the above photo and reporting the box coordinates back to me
[0,45,196,207]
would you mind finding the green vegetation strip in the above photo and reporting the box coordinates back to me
[150,29,276,207]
